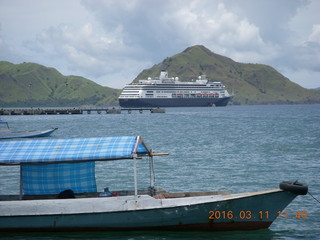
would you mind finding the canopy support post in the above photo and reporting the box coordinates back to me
[149,155,155,196]
[150,156,155,188]
[133,154,138,201]
[132,136,141,203]
[19,165,23,200]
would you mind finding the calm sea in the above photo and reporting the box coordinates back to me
[0,105,319,240]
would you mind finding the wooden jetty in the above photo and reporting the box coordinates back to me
[0,108,165,115]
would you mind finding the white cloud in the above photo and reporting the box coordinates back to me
[134,2,279,63]
[308,24,320,44]
[84,1,280,63]
[25,22,151,88]
[0,0,319,88]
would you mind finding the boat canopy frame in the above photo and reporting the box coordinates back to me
[0,136,168,200]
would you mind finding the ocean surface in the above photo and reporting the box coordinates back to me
[0,104,319,240]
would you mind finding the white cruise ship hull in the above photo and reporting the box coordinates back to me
[119,96,233,108]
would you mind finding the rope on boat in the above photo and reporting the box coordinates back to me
[308,191,320,204]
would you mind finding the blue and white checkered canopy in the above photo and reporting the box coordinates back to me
[0,136,150,165]
[0,136,155,195]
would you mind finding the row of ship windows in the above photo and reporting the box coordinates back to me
[122,93,222,96]
[122,92,223,95]
[125,86,224,90]
[120,95,224,98]
[155,91,224,94]
[144,95,222,98]
[123,90,224,94]
[130,84,224,87]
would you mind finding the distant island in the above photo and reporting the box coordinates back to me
[133,45,320,105]
[0,61,121,107]
[1,45,319,107]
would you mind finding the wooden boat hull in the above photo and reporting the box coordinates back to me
[0,189,297,232]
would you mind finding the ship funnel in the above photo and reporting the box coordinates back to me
[160,71,168,80]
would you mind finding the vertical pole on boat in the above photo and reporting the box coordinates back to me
[133,153,138,201]
[149,155,155,193]
[132,136,141,202]
[19,165,23,200]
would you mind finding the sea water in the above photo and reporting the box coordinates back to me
[0,104,319,240]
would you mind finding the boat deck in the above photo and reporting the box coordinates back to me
[0,189,231,201]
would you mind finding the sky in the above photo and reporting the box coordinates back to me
[0,0,319,89]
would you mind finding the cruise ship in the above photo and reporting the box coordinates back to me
[118,71,233,107]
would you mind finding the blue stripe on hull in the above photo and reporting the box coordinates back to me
[0,190,296,232]
[119,97,232,108]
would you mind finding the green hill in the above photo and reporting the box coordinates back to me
[1,46,319,107]
[0,61,121,107]
[134,45,320,105]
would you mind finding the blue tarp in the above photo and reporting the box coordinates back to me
[0,136,150,195]
[0,136,149,165]
[22,162,97,195]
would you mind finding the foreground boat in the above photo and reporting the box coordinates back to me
[0,136,307,232]
[0,120,57,139]
[119,71,233,107]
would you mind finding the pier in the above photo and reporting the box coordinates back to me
[0,107,165,115]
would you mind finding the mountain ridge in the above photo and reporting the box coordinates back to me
[1,45,319,107]
[134,45,320,105]
[0,61,121,107]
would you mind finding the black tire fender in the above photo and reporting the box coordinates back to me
[279,181,308,195]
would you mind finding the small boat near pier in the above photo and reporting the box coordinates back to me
[0,120,57,139]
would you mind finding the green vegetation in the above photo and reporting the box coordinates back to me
[1,45,319,107]
[0,61,121,107]
[134,45,320,105]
